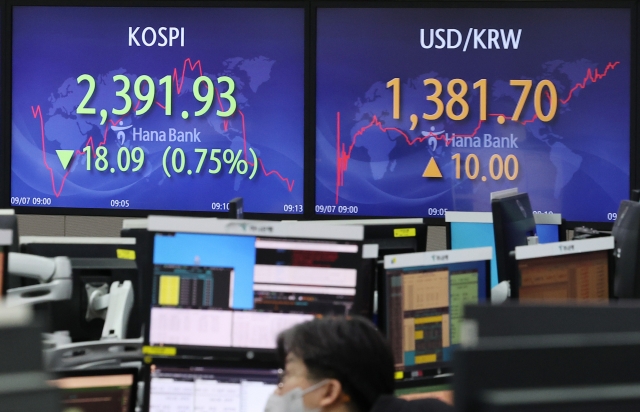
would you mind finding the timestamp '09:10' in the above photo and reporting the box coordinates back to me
[212,203,230,211]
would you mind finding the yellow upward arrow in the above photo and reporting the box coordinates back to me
[422,157,442,178]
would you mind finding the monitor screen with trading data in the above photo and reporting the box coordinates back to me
[383,247,491,378]
[49,369,137,412]
[515,237,614,302]
[147,361,278,412]
[146,216,368,355]
[315,6,630,222]
[395,375,453,406]
[12,6,304,215]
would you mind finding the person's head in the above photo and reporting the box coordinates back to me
[270,316,394,412]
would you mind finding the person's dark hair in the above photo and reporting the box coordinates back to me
[276,316,395,412]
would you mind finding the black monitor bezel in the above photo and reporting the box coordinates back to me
[491,193,537,290]
[514,242,617,301]
[51,367,139,412]
[463,301,640,340]
[3,0,309,220]
[612,199,640,298]
[359,220,428,334]
[452,332,640,412]
[394,373,452,398]
[0,245,8,298]
[142,356,281,412]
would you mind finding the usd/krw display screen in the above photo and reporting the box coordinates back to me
[315,7,630,222]
[12,7,304,214]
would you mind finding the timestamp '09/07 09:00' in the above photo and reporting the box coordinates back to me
[315,205,359,214]
[11,197,52,206]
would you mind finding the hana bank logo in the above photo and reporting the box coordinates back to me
[422,126,445,151]
[111,121,133,146]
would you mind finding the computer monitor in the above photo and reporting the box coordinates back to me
[0,305,60,412]
[363,220,427,256]
[491,193,537,294]
[480,384,640,411]
[0,246,5,300]
[453,332,640,412]
[0,210,19,252]
[12,5,304,216]
[20,236,136,259]
[290,218,427,256]
[464,302,640,340]
[612,200,640,298]
[0,229,12,300]
[362,220,428,332]
[383,247,491,381]
[145,216,369,358]
[145,358,278,412]
[121,220,153,322]
[20,237,141,341]
[48,368,138,412]
[0,210,21,290]
[301,218,427,332]
[447,211,563,288]
[395,374,453,406]
[315,6,631,222]
[514,237,613,302]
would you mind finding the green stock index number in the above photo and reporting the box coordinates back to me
[76,73,237,118]
[83,146,145,172]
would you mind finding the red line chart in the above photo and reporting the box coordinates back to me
[32,57,295,198]
[334,62,620,204]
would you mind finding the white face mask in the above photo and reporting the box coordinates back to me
[264,380,330,412]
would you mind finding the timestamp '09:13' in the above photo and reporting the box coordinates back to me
[284,205,303,213]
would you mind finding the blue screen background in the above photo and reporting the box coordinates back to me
[450,221,560,287]
[153,233,256,309]
[12,7,304,213]
[316,8,630,222]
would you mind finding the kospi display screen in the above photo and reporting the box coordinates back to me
[315,7,631,222]
[12,6,304,214]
